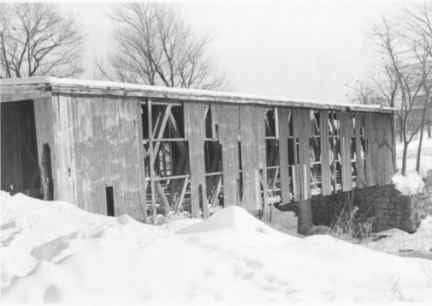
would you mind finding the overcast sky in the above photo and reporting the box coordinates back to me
[58,0,420,103]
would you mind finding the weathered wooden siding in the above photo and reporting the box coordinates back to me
[33,96,56,188]
[320,110,331,196]
[215,104,240,206]
[28,92,395,220]
[49,95,146,219]
[240,105,266,211]
[184,103,208,217]
[278,107,291,203]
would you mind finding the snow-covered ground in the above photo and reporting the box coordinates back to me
[1,191,432,304]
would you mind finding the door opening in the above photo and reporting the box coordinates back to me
[1,100,41,197]
[105,186,115,216]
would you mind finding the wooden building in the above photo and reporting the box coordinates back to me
[1,77,395,233]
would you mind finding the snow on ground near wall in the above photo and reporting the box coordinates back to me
[1,192,432,305]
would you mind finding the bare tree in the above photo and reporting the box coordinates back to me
[373,17,432,175]
[406,2,432,171]
[98,3,227,90]
[0,3,83,78]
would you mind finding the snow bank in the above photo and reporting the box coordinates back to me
[366,216,432,255]
[392,171,425,195]
[177,206,278,235]
[2,192,432,304]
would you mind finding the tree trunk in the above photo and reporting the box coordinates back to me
[416,92,429,172]
[416,124,425,173]
[401,142,408,176]
[428,122,431,138]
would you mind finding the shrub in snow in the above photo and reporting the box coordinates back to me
[331,194,375,241]
[392,172,425,196]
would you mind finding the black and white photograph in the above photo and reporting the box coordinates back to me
[1,0,432,304]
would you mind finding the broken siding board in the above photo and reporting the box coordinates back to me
[376,114,393,186]
[278,107,291,203]
[33,96,56,198]
[254,106,267,217]
[320,110,331,196]
[215,104,240,207]
[184,102,208,218]
[294,108,310,200]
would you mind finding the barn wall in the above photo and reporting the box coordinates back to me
[49,94,146,220]
[33,96,56,200]
[26,90,395,226]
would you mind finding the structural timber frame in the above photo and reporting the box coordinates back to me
[1,77,395,230]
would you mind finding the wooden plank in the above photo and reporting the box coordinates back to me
[215,104,240,207]
[148,99,157,222]
[136,100,148,219]
[355,113,365,188]
[52,94,78,204]
[340,112,353,192]
[365,113,375,186]
[320,110,331,195]
[385,114,395,183]
[184,102,208,217]
[294,108,310,200]
[240,105,266,212]
[239,105,257,210]
[278,107,291,203]
[174,177,189,213]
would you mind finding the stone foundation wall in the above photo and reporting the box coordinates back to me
[311,185,429,233]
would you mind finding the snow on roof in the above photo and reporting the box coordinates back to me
[0,76,394,113]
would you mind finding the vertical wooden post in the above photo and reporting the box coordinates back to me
[147,99,157,222]
[340,112,353,192]
[278,107,290,203]
[297,199,313,235]
[365,113,375,186]
[320,110,331,196]
[294,108,313,234]
[215,104,240,207]
[184,103,208,218]
[355,113,365,188]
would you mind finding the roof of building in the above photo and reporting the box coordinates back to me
[0,77,394,113]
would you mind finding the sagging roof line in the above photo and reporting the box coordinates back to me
[0,76,395,114]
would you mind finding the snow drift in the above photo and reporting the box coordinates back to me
[1,191,432,304]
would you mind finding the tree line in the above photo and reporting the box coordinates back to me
[0,3,226,89]
[352,2,432,176]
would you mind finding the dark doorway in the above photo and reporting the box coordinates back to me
[105,186,115,216]
[1,100,41,197]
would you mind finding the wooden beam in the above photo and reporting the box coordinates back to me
[147,99,157,222]
[215,104,240,207]
[340,112,353,192]
[184,103,208,217]
[174,177,189,213]
[355,113,365,188]
[320,110,331,195]
[278,107,291,202]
